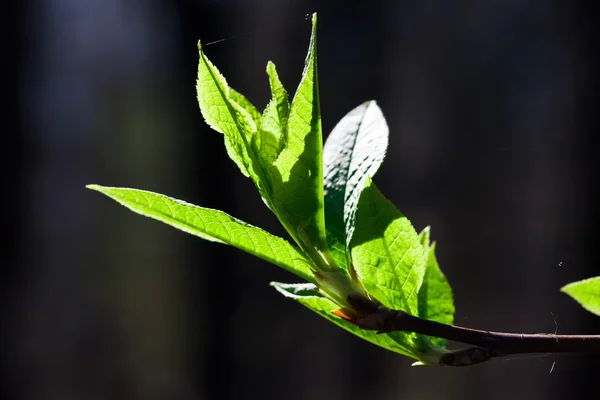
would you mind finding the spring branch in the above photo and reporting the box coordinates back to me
[344,294,600,367]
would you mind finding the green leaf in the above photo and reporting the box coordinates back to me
[417,227,454,347]
[323,101,389,270]
[197,42,281,213]
[196,42,257,178]
[268,14,331,267]
[350,177,425,315]
[252,62,289,194]
[271,282,422,360]
[229,87,262,128]
[255,101,285,184]
[561,276,600,317]
[87,185,316,284]
[266,61,290,129]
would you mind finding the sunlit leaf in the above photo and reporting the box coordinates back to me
[350,177,425,315]
[271,282,421,359]
[561,277,600,317]
[417,227,454,347]
[266,61,290,129]
[229,87,262,127]
[196,43,256,177]
[87,185,316,283]
[323,101,388,270]
[268,14,331,268]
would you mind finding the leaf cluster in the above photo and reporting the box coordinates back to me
[89,14,600,365]
[87,14,453,364]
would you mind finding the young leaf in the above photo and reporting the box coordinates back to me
[252,62,289,189]
[196,42,257,178]
[323,101,389,270]
[271,282,423,360]
[87,185,316,284]
[255,100,285,179]
[561,276,600,317]
[417,227,454,347]
[269,14,331,267]
[266,61,290,128]
[350,177,425,315]
[229,87,262,127]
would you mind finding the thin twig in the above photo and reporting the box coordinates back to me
[344,294,600,367]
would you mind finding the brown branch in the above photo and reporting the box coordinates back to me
[344,294,600,367]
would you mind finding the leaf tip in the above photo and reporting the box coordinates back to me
[86,184,102,191]
[197,40,202,51]
[265,60,278,81]
[559,284,569,293]
[363,100,374,107]
[311,14,317,40]
[419,226,431,247]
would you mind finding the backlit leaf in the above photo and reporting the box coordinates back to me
[561,277,600,317]
[271,282,422,360]
[417,227,454,347]
[350,178,425,315]
[269,14,331,269]
[87,185,316,283]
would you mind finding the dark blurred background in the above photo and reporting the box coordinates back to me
[3,0,599,399]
